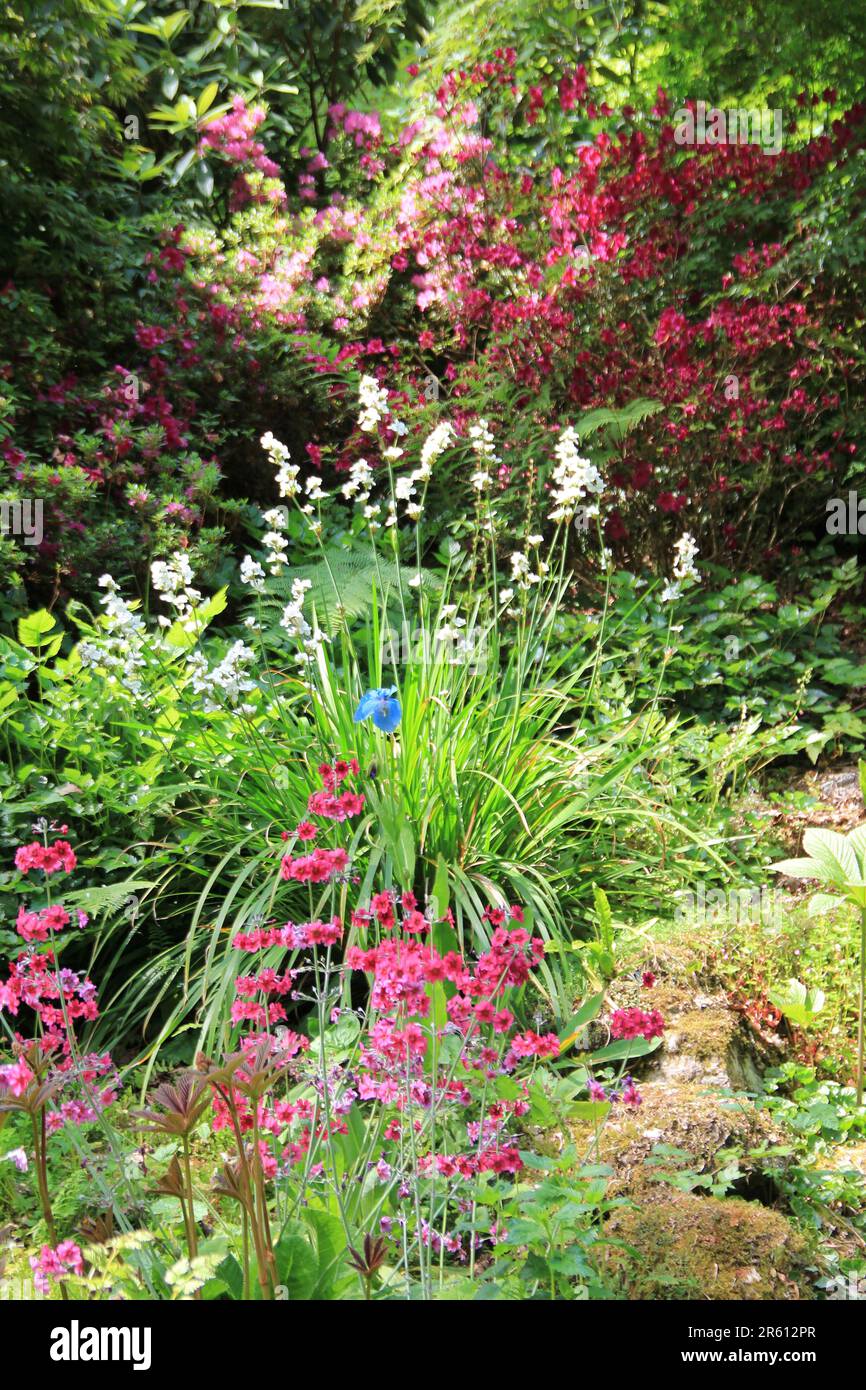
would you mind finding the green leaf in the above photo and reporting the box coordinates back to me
[558,991,605,1047]
[806,892,842,917]
[300,1207,345,1300]
[847,823,866,871]
[430,854,450,920]
[169,147,196,185]
[214,1253,244,1300]
[62,881,155,917]
[587,1037,660,1064]
[18,609,58,648]
[195,160,214,198]
[162,9,191,41]
[768,979,825,1028]
[575,398,662,442]
[592,883,613,950]
[570,1099,611,1123]
[802,827,861,886]
[197,82,219,116]
[272,1224,319,1300]
[771,856,832,883]
[164,588,227,648]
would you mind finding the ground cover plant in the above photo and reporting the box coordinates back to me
[2,0,866,1321]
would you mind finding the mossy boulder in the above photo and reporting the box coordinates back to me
[656,1001,767,1089]
[606,968,778,1089]
[571,1079,781,1196]
[601,1190,813,1300]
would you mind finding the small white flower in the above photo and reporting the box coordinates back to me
[660,534,699,602]
[261,433,299,498]
[304,476,328,502]
[548,427,603,523]
[672,531,699,582]
[418,421,454,478]
[240,555,266,592]
[342,458,374,500]
[358,374,391,432]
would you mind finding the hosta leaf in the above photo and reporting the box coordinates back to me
[802,827,862,886]
[771,857,832,882]
[847,822,866,871]
[807,892,843,916]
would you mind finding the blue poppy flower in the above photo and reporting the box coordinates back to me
[353,686,401,733]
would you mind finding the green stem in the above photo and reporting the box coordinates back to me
[858,908,866,1107]
[31,1110,58,1245]
[180,1135,200,1268]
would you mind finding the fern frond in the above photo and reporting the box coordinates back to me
[250,545,442,633]
[575,398,663,443]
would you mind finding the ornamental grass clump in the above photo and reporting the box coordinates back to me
[3,377,727,1057]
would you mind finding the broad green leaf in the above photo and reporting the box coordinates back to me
[300,1207,345,1300]
[196,160,214,198]
[214,1253,244,1300]
[847,823,866,870]
[272,1224,319,1300]
[768,978,825,1027]
[771,857,832,883]
[807,892,843,917]
[569,1099,611,1124]
[18,609,58,647]
[802,827,861,886]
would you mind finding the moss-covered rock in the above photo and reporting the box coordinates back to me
[571,1079,781,1196]
[657,1003,767,1089]
[601,1190,813,1300]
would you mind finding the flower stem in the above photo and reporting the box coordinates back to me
[858,908,866,1107]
